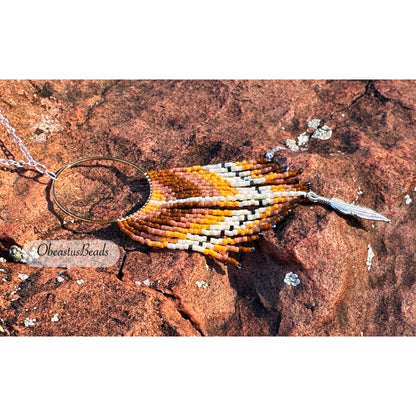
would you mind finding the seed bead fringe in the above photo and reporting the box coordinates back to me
[118,158,309,268]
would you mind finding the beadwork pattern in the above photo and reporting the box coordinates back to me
[118,158,309,267]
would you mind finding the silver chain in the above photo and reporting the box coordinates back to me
[0,108,57,180]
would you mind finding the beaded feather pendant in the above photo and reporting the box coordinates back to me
[118,158,309,268]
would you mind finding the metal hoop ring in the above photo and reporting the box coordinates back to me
[51,156,153,223]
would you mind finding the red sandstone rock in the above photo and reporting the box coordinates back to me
[1,80,415,336]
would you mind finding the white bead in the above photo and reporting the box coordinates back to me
[225,230,237,236]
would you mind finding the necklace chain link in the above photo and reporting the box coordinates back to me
[0,108,56,180]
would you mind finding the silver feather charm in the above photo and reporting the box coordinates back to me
[306,192,390,222]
